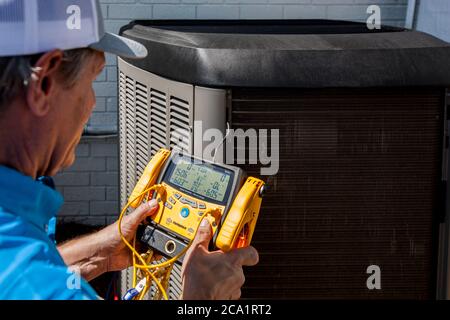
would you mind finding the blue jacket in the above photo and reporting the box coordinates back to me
[0,165,98,299]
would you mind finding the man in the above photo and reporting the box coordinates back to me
[0,0,258,300]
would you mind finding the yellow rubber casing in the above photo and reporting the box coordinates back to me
[128,149,171,208]
[215,177,264,251]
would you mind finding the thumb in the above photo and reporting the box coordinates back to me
[126,199,159,227]
[192,218,212,248]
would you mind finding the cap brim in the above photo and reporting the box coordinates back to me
[89,32,147,59]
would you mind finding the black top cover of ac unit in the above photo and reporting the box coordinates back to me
[119,19,450,88]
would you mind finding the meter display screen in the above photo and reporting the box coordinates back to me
[167,156,233,203]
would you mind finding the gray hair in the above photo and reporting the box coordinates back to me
[0,48,96,111]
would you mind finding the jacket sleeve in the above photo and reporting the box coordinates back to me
[0,261,99,300]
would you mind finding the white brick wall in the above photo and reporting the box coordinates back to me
[56,137,119,225]
[56,0,408,225]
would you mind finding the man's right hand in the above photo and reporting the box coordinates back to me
[181,218,259,300]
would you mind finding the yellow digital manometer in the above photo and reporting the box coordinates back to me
[128,149,265,263]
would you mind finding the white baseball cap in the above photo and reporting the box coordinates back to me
[0,0,147,58]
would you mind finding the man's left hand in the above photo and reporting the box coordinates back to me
[58,199,159,281]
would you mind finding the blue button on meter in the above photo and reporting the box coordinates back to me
[180,207,190,218]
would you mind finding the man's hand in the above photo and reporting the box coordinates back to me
[58,199,159,281]
[97,199,160,272]
[181,218,259,300]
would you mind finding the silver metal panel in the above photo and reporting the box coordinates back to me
[193,86,227,162]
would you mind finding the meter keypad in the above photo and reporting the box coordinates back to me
[174,193,182,199]
[165,202,173,209]
[198,203,206,209]
[169,197,176,204]
[180,197,198,209]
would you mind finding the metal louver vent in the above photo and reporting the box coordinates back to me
[231,87,444,299]
[150,88,168,155]
[164,96,192,299]
[169,96,191,153]
[141,95,188,300]
[124,75,137,202]
[144,258,183,300]
[135,81,150,176]
[118,72,128,208]
[119,72,137,293]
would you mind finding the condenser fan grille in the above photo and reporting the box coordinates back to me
[230,87,445,299]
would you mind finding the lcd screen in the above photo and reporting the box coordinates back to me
[168,158,232,203]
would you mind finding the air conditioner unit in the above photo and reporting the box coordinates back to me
[117,20,450,299]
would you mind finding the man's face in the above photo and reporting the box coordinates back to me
[49,50,105,174]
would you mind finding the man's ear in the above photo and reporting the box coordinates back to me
[26,50,64,117]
